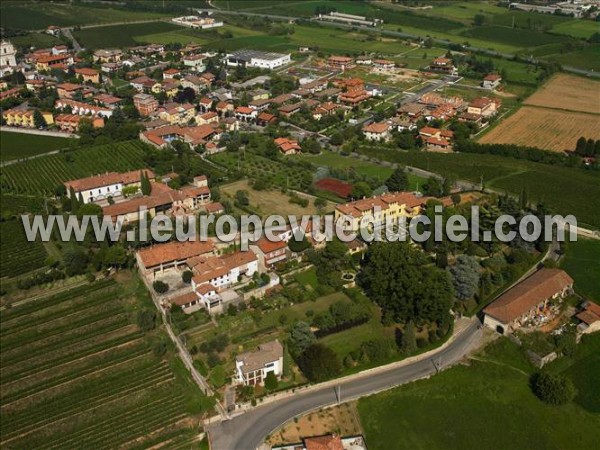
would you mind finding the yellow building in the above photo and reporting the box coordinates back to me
[334,191,429,232]
[158,102,196,125]
[2,108,34,127]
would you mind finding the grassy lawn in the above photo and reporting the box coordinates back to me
[293,267,318,290]
[0,131,72,161]
[320,309,387,358]
[358,336,600,450]
[220,179,335,216]
[560,238,600,301]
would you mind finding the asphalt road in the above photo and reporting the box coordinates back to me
[208,319,483,450]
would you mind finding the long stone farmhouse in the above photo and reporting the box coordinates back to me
[483,268,574,335]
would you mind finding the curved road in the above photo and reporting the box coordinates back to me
[208,319,483,450]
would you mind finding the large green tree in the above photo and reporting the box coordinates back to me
[385,168,409,192]
[358,242,453,324]
[448,255,481,301]
[297,343,342,382]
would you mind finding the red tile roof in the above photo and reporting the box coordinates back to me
[65,170,155,192]
[483,269,574,324]
[138,240,215,269]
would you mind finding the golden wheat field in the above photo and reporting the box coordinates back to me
[523,74,600,114]
[479,107,600,152]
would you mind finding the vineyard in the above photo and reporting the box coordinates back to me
[0,275,213,449]
[1,194,47,215]
[0,220,48,278]
[0,141,149,196]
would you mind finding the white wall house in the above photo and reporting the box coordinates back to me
[234,340,284,386]
[64,170,154,204]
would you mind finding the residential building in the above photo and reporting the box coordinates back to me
[141,124,221,149]
[274,137,302,155]
[373,59,395,70]
[93,49,123,63]
[482,73,502,90]
[2,108,32,128]
[35,54,73,71]
[278,102,302,117]
[64,169,156,204]
[335,191,429,232]
[483,269,574,335]
[56,82,92,99]
[226,49,291,69]
[467,97,500,118]
[163,68,181,79]
[363,122,390,142]
[234,106,258,122]
[428,57,457,75]
[196,111,219,125]
[157,102,195,125]
[234,340,284,386]
[93,93,122,109]
[576,301,600,336]
[133,93,158,116]
[183,54,207,72]
[252,237,288,268]
[102,182,212,223]
[55,114,104,132]
[190,251,258,302]
[137,240,216,274]
[272,434,368,450]
[55,99,112,118]
[328,55,353,69]
[74,68,101,84]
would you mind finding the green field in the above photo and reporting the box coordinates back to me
[0,220,48,279]
[0,140,149,195]
[0,2,168,29]
[355,148,600,229]
[543,45,600,72]
[551,20,600,39]
[358,336,600,450]
[0,275,213,449]
[461,25,566,47]
[73,21,181,49]
[560,238,600,301]
[0,131,73,162]
[9,32,63,49]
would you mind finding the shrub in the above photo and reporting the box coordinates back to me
[297,343,341,382]
[153,280,169,294]
[182,270,193,284]
[136,309,156,332]
[264,371,279,391]
[153,340,168,358]
[416,337,428,348]
[531,372,576,405]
